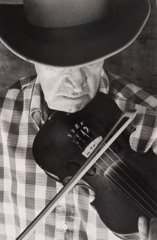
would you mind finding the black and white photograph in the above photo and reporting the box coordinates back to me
[0,0,156,239]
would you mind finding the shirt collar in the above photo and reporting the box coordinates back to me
[30,77,51,128]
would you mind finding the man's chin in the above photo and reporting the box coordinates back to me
[64,104,85,113]
[48,97,91,113]
[52,104,86,113]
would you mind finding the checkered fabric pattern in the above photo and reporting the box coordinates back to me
[108,72,157,155]
[0,75,109,240]
[0,71,156,240]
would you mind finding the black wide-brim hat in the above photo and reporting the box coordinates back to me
[0,0,150,67]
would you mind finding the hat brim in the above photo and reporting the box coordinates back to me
[0,1,150,67]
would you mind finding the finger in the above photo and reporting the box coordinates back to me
[149,218,157,240]
[138,216,148,240]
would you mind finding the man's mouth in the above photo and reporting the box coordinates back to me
[62,95,87,99]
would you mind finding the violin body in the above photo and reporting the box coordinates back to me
[33,92,157,237]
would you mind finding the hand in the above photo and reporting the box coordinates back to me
[138,216,157,240]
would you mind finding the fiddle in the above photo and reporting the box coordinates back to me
[17,92,157,239]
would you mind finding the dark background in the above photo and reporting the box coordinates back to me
[0,0,156,93]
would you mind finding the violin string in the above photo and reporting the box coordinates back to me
[87,127,157,209]
[95,156,154,218]
[95,169,153,218]
[101,152,156,215]
[81,129,156,217]
[97,154,154,217]
[84,128,151,200]
[76,124,156,216]
[106,147,157,204]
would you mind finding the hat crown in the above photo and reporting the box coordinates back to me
[24,0,110,28]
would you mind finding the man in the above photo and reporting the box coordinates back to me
[0,0,156,239]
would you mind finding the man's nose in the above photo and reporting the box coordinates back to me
[64,69,87,92]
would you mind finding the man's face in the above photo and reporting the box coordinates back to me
[35,60,104,113]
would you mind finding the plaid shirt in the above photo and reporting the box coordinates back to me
[0,74,109,240]
[0,72,156,240]
[108,72,157,155]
